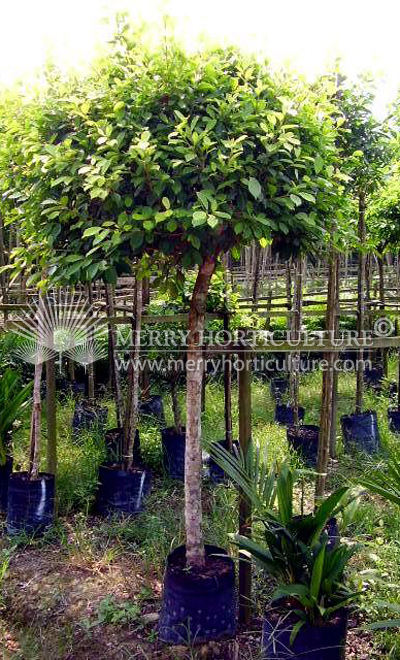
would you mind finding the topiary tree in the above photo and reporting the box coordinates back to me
[1,24,342,567]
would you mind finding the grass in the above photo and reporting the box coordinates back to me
[0,356,400,658]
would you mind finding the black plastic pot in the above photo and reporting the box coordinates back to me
[341,410,380,454]
[0,456,13,512]
[262,602,348,659]
[104,427,141,464]
[139,395,165,425]
[388,409,400,434]
[96,463,151,516]
[162,427,186,480]
[275,404,305,426]
[270,377,289,402]
[158,544,237,644]
[364,364,384,391]
[72,401,108,436]
[208,440,239,484]
[7,472,55,536]
[287,425,319,467]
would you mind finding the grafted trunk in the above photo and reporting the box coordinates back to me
[185,256,216,568]
[355,192,366,414]
[123,277,142,470]
[105,283,124,428]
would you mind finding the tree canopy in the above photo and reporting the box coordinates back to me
[0,26,345,287]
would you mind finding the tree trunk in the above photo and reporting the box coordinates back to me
[316,246,338,498]
[291,258,303,428]
[377,254,388,377]
[330,254,340,459]
[87,282,95,400]
[46,357,57,476]
[355,192,366,414]
[238,341,252,625]
[223,313,233,449]
[185,256,216,568]
[123,277,142,470]
[105,284,124,428]
[251,243,262,313]
[29,293,46,480]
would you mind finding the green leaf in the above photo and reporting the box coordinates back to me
[162,197,170,210]
[83,227,102,237]
[130,231,144,251]
[314,155,324,174]
[207,214,219,228]
[192,211,207,226]
[248,177,262,200]
[310,545,325,600]
[299,191,316,203]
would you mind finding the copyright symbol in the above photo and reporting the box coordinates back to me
[374,317,394,337]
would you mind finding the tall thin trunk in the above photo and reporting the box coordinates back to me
[291,258,303,427]
[185,256,216,568]
[105,283,124,427]
[29,293,45,481]
[123,277,142,470]
[378,254,388,377]
[87,282,95,400]
[330,254,340,459]
[355,192,366,414]
[316,245,338,498]
[46,351,57,477]
[251,243,262,313]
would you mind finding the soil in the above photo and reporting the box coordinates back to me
[287,425,319,441]
[169,552,233,581]
[0,528,382,660]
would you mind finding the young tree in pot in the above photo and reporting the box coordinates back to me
[6,296,55,536]
[335,76,391,454]
[368,176,400,433]
[2,27,342,642]
[0,369,33,511]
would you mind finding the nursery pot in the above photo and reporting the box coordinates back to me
[270,376,289,402]
[287,425,319,467]
[208,440,239,484]
[96,463,151,516]
[388,409,400,434]
[364,364,384,390]
[341,410,380,454]
[161,427,186,481]
[72,401,108,436]
[139,395,165,425]
[158,544,237,644]
[7,472,55,536]
[104,427,141,464]
[262,601,348,659]
[275,404,305,426]
[0,455,13,512]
